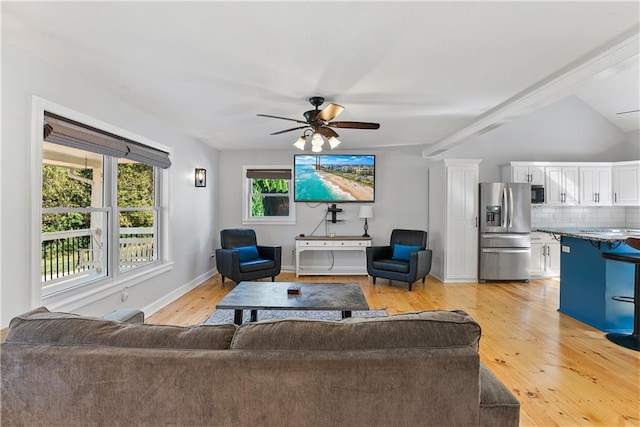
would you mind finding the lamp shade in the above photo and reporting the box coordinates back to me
[358,205,373,219]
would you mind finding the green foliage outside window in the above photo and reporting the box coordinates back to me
[251,178,289,217]
[42,165,93,232]
[118,162,154,228]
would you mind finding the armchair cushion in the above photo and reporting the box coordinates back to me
[233,245,260,262]
[392,244,421,261]
[239,259,276,273]
[372,259,410,273]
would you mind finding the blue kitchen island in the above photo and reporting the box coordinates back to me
[537,228,640,333]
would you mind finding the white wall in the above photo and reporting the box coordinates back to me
[217,148,430,270]
[443,95,631,181]
[1,42,219,327]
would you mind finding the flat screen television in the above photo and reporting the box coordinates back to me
[294,154,375,203]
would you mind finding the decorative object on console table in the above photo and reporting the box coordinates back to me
[359,205,373,237]
[195,168,206,187]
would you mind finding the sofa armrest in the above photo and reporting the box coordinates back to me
[102,309,145,324]
[479,363,520,427]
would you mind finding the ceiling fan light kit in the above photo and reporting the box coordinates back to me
[257,96,380,152]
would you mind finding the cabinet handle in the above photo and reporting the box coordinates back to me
[614,193,617,203]
[475,216,478,228]
[596,193,599,203]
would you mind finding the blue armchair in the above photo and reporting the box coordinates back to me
[215,229,281,284]
[366,229,432,291]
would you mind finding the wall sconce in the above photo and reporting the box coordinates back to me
[195,168,206,187]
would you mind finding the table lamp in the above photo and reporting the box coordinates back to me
[358,206,373,237]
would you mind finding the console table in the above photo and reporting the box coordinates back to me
[295,236,372,277]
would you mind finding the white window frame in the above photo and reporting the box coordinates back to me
[242,165,296,225]
[31,96,173,312]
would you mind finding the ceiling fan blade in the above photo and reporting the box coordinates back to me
[318,127,339,138]
[257,114,308,125]
[270,125,310,136]
[328,121,380,130]
[616,109,640,115]
[317,103,344,121]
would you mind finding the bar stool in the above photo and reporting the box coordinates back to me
[602,237,640,351]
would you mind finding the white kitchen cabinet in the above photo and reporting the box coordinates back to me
[612,161,640,206]
[428,159,480,283]
[546,166,578,205]
[530,232,560,277]
[502,163,545,185]
[579,166,612,205]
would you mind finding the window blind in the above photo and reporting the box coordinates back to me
[44,112,171,169]
[245,169,292,180]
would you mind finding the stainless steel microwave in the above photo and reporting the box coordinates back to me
[531,185,545,204]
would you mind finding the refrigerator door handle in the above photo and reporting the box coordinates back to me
[481,248,530,254]
[508,187,514,228]
[502,188,508,228]
[481,234,529,239]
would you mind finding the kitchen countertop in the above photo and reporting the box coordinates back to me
[534,227,640,242]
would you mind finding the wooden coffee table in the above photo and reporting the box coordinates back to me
[216,281,369,325]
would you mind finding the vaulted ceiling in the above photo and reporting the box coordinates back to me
[2,2,638,154]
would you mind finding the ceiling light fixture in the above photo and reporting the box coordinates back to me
[292,129,343,152]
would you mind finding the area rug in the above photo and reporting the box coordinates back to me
[204,309,388,324]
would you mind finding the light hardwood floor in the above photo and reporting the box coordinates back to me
[149,272,640,426]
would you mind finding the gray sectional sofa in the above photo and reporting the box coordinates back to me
[1,307,519,426]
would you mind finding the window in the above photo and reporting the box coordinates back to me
[39,109,170,298]
[242,166,295,224]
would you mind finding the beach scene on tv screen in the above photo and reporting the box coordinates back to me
[294,155,375,202]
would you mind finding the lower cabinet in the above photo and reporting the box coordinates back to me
[530,232,560,277]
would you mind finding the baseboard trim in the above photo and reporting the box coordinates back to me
[141,268,216,317]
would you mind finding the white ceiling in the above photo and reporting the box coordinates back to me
[2,1,639,153]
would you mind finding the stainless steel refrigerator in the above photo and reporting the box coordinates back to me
[478,182,531,282]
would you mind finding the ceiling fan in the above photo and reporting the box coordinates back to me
[257,96,380,151]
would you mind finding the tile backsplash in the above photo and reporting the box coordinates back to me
[532,205,640,229]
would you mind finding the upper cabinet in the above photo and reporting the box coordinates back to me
[579,166,612,206]
[503,161,639,206]
[545,165,578,206]
[612,161,640,206]
[502,163,545,185]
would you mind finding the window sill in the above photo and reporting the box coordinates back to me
[42,261,174,313]
[242,219,296,226]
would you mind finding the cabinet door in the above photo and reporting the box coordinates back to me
[512,166,530,183]
[545,241,561,277]
[545,167,564,205]
[562,167,579,205]
[613,165,640,206]
[579,167,597,205]
[529,241,545,276]
[595,167,612,205]
[529,167,545,185]
[446,166,478,279]
[546,166,577,205]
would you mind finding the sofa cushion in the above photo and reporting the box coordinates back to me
[233,244,260,262]
[6,307,237,350]
[392,244,421,260]
[231,309,481,351]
